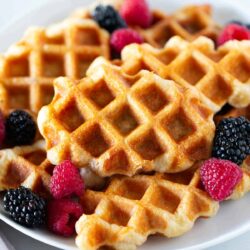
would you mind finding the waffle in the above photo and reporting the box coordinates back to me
[71,3,221,48]
[75,158,250,250]
[231,157,250,199]
[0,140,54,197]
[121,36,250,113]
[38,57,215,176]
[75,165,219,250]
[137,5,221,48]
[0,18,110,115]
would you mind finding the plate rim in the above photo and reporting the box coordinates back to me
[0,0,250,250]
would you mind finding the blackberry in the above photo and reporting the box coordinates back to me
[3,186,46,227]
[92,5,127,33]
[212,116,250,165]
[228,20,250,30]
[5,110,36,146]
[228,20,244,26]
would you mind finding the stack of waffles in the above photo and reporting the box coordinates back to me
[0,1,250,250]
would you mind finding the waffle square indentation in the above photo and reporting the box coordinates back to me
[78,124,111,157]
[225,54,250,83]
[102,201,133,227]
[7,58,29,77]
[176,56,206,85]
[178,13,206,34]
[137,84,168,114]
[150,185,181,213]
[43,54,65,77]
[74,28,100,46]
[107,105,139,136]
[154,24,177,48]
[6,85,30,110]
[130,129,164,160]
[162,108,196,142]
[114,179,150,200]
[56,100,85,132]
[85,80,115,109]
[200,75,233,106]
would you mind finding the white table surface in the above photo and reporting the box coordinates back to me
[1,0,250,250]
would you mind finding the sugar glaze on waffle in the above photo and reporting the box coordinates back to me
[121,36,250,112]
[38,57,215,176]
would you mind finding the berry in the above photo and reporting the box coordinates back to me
[110,28,143,54]
[92,5,127,33]
[47,199,83,236]
[5,110,36,146]
[228,20,244,26]
[200,158,243,201]
[212,116,250,165]
[120,0,152,28]
[3,186,46,227]
[50,160,84,199]
[228,21,250,30]
[0,111,5,146]
[217,24,250,46]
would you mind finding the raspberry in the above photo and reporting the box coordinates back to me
[0,111,5,146]
[50,160,84,199]
[47,199,83,236]
[110,28,143,54]
[120,0,152,28]
[200,158,243,201]
[3,186,46,227]
[217,24,250,46]
[93,5,127,33]
[5,110,36,146]
[212,116,250,165]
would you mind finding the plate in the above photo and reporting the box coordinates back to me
[0,0,250,249]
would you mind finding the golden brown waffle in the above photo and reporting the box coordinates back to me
[0,140,54,197]
[71,3,221,48]
[0,18,110,115]
[75,159,250,250]
[121,36,250,113]
[137,5,221,48]
[231,158,250,200]
[38,57,215,176]
[75,166,219,250]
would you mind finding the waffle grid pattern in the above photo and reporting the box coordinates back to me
[75,167,219,250]
[0,140,53,197]
[121,36,250,112]
[75,159,250,250]
[0,18,110,115]
[138,5,221,48]
[71,3,221,49]
[38,58,215,176]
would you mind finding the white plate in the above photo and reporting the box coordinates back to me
[0,0,250,249]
